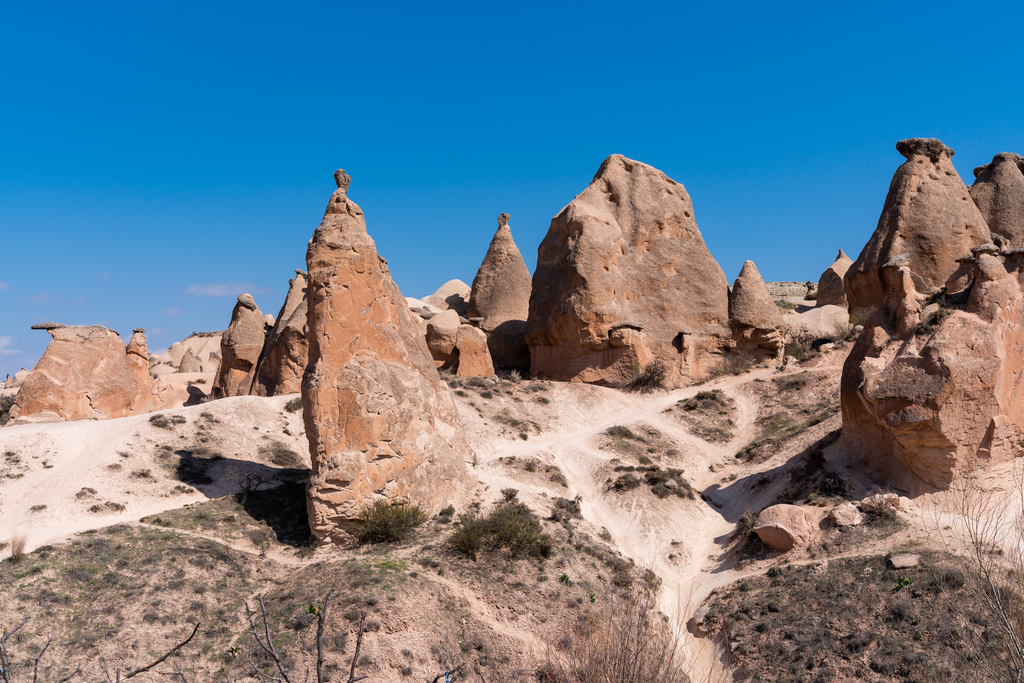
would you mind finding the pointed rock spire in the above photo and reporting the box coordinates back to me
[816,249,853,308]
[468,212,532,368]
[303,169,474,546]
[844,138,991,320]
[971,152,1024,248]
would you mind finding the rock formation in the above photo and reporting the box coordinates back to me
[453,325,494,378]
[425,310,461,366]
[816,249,853,308]
[211,294,268,398]
[525,154,730,386]
[728,260,785,364]
[753,504,827,551]
[841,251,1024,490]
[6,368,29,390]
[251,270,308,396]
[9,324,154,421]
[844,138,991,321]
[423,280,471,318]
[971,152,1024,247]
[468,213,532,369]
[303,169,475,546]
[149,332,222,375]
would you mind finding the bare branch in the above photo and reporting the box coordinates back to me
[316,584,336,683]
[32,636,52,683]
[430,663,465,683]
[245,597,292,683]
[119,622,200,681]
[1,617,31,683]
[56,665,82,683]
[346,610,368,683]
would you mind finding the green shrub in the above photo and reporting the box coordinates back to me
[450,499,553,560]
[355,500,428,544]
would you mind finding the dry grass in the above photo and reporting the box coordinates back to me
[9,533,27,562]
[542,587,689,682]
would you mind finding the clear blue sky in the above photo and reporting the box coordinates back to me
[3,1,1023,378]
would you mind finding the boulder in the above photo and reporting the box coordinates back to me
[753,504,825,551]
[889,553,919,569]
[9,324,154,421]
[468,213,532,369]
[841,253,1024,489]
[425,310,461,367]
[251,270,308,396]
[844,138,990,322]
[971,152,1024,247]
[303,169,475,546]
[816,249,853,308]
[454,325,494,378]
[765,282,810,302]
[525,154,730,386]
[783,304,850,341]
[728,260,785,364]
[211,294,268,398]
[829,503,863,527]
[423,280,471,317]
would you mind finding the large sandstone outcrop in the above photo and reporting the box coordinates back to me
[251,270,308,396]
[844,139,991,322]
[468,213,532,369]
[9,325,154,421]
[728,260,784,364]
[841,253,1024,490]
[525,154,730,386]
[303,169,475,546]
[971,152,1024,247]
[816,249,853,308]
[212,294,268,398]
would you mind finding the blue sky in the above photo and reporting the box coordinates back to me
[3,1,1023,377]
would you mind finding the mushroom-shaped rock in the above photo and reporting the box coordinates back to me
[844,139,991,321]
[728,260,785,364]
[9,325,154,421]
[753,504,826,551]
[525,154,730,386]
[468,213,532,369]
[211,294,268,398]
[251,270,308,397]
[816,249,853,308]
[303,170,475,546]
[971,152,1024,247]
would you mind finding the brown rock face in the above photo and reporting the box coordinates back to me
[728,260,784,364]
[212,294,268,398]
[816,249,853,308]
[525,154,730,386]
[844,139,991,322]
[468,213,532,369]
[251,271,308,397]
[971,152,1024,247]
[453,325,494,378]
[303,169,475,546]
[10,324,154,421]
[841,254,1024,490]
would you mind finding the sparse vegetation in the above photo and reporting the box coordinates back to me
[148,414,172,429]
[259,441,304,468]
[355,500,427,544]
[620,361,666,393]
[0,394,15,425]
[284,397,303,413]
[451,495,553,561]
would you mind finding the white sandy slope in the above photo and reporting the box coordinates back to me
[0,394,309,553]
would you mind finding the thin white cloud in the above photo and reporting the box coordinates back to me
[0,281,8,291]
[28,291,54,303]
[0,337,20,356]
[184,282,274,297]
[98,272,111,279]
[163,308,184,316]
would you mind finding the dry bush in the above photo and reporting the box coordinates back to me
[936,468,1024,682]
[284,397,303,413]
[355,500,427,544]
[543,587,688,683]
[9,533,27,562]
[621,361,667,393]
